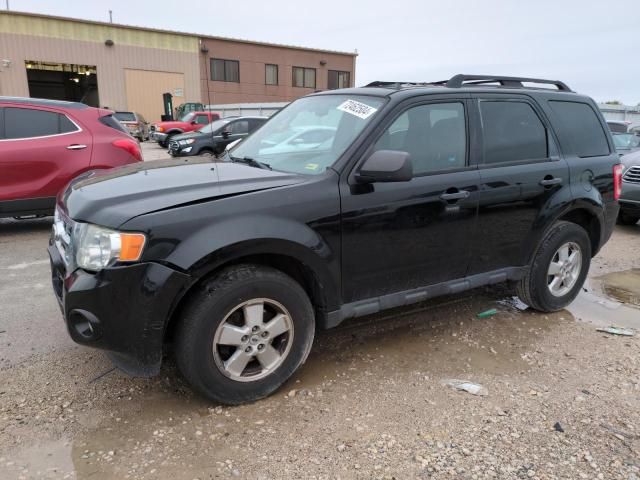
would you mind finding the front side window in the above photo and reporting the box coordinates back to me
[480,101,548,164]
[549,101,610,158]
[328,70,351,90]
[3,107,78,139]
[265,64,278,85]
[231,94,384,174]
[374,102,466,174]
[198,119,229,134]
[195,115,210,125]
[229,120,249,135]
[292,67,316,88]
[211,58,240,82]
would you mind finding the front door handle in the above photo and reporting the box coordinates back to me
[67,144,87,150]
[539,177,562,186]
[440,190,470,201]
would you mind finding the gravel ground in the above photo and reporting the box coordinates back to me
[0,170,639,479]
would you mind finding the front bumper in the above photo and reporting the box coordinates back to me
[150,131,168,143]
[168,143,194,157]
[48,242,191,376]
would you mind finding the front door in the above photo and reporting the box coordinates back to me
[467,95,570,275]
[340,99,480,303]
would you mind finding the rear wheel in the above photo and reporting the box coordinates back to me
[517,221,591,312]
[617,212,640,226]
[175,265,315,404]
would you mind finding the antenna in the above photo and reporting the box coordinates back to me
[108,10,113,23]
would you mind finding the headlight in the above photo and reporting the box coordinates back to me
[178,138,195,145]
[75,223,146,271]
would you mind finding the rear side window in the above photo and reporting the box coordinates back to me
[549,101,610,157]
[480,101,548,164]
[3,107,79,139]
[99,114,128,133]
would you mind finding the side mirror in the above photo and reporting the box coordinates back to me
[356,150,413,183]
[222,130,230,139]
[191,120,198,125]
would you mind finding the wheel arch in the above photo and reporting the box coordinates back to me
[164,240,339,344]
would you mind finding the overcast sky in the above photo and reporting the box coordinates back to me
[8,0,640,104]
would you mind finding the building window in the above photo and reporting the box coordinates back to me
[328,70,351,89]
[292,66,316,88]
[265,64,278,85]
[211,58,240,82]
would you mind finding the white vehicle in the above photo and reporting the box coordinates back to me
[259,126,336,155]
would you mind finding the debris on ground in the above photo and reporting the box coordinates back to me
[443,379,489,396]
[476,308,498,319]
[553,422,565,433]
[497,296,529,311]
[596,326,635,337]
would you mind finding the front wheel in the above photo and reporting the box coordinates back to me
[517,221,591,312]
[175,265,315,404]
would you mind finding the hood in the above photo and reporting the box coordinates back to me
[61,158,305,228]
[153,120,191,130]
[621,149,640,168]
[172,130,203,141]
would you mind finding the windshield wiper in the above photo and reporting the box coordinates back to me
[230,155,272,170]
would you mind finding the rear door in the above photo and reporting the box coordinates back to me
[468,94,569,274]
[340,96,481,303]
[0,105,93,204]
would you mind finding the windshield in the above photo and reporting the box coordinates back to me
[198,119,230,134]
[114,112,136,122]
[179,112,195,123]
[230,94,385,174]
[613,133,640,149]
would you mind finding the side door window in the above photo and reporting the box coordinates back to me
[230,120,249,135]
[373,102,467,174]
[4,107,74,139]
[195,114,210,125]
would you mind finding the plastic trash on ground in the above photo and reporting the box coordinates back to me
[497,296,529,311]
[477,308,498,319]
[443,379,489,396]
[596,326,635,337]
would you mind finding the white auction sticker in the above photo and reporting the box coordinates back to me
[337,99,378,120]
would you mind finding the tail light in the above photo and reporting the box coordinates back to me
[112,138,142,162]
[613,164,623,201]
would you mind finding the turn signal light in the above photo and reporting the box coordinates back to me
[613,164,623,201]
[118,233,146,261]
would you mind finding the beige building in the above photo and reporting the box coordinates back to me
[0,11,357,122]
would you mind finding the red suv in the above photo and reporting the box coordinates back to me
[0,97,143,219]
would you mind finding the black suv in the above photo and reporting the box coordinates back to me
[49,75,621,404]
[168,116,267,157]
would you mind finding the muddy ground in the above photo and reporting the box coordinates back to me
[1,156,639,479]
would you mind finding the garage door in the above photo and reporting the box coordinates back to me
[124,69,185,123]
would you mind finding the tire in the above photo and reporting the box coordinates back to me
[617,212,640,226]
[199,149,214,157]
[516,221,591,312]
[175,264,315,405]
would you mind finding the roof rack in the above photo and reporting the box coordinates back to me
[442,74,572,92]
[365,81,435,89]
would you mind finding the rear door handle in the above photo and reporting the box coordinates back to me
[67,144,87,150]
[440,190,470,201]
[539,177,562,186]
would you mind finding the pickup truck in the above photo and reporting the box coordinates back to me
[149,111,220,147]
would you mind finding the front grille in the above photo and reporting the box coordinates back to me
[623,166,640,184]
[168,140,179,150]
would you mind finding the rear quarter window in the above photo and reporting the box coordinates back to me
[99,114,128,134]
[548,101,610,158]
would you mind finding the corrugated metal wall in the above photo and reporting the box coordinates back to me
[0,13,201,122]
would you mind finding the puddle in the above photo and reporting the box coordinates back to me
[597,268,640,307]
